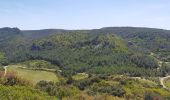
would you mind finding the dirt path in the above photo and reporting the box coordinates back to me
[160,76,170,89]
[3,66,8,76]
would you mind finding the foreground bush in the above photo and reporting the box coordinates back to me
[0,85,56,100]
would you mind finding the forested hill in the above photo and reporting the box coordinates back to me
[22,29,67,39]
[0,27,170,77]
[0,27,22,41]
[91,27,170,61]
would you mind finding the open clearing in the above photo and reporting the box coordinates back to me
[72,73,89,80]
[7,65,59,85]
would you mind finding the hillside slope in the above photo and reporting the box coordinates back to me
[0,27,170,77]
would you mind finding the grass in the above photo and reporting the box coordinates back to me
[7,65,59,85]
[165,78,170,88]
[72,73,88,80]
[0,85,56,100]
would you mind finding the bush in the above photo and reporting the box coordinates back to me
[144,92,162,100]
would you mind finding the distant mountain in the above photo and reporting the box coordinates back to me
[0,27,22,41]
[22,29,68,39]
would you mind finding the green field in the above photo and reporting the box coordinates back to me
[7,65,59,85]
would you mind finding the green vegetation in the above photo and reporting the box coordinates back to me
[20,60,59,70]
[7,65,59,85]
[0,27,170,99]
[1,64,170,99]
[36,80,80,100]
[0,85,56,100]
[0,52,7,68]
[23,32,160,77]
[0,52,7,71]
[165,78,170,88]
[72,73,89,80]
[0,27,165,77]
[34,75,170,100]
[159,63,170,77]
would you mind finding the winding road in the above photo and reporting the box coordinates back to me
[150,53,170,90]
[160,76,170,90]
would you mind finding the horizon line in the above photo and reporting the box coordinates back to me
[0,26,169,31]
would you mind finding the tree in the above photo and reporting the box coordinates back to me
[0,52,8,66]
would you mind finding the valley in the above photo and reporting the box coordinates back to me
[1,27,170,99]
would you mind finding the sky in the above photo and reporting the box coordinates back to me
[0,0,170,30]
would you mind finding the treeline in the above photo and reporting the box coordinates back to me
[0,52,8,70]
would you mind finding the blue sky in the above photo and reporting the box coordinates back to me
[0,0,170,30]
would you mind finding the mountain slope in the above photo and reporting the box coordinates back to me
[0,27,170,77]
[91,27,170,61]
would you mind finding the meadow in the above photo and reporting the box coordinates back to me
[7,65,59,85]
